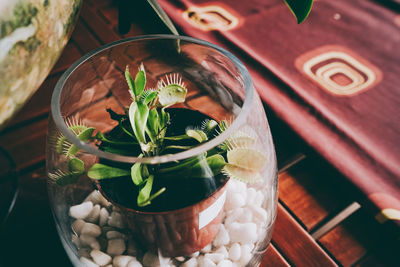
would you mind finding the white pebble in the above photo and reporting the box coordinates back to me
[127,259,143,267]
[198,256,216,267]
[182,258,197,267]
[228,243,241,261]
[225,208,252,225]
[84,190,111,207]
[227,222,258,244]
[90,250,112,266]
[72,234,81,248]
[80,235,100,250]
[253,191,264,207]
[142,252,160,267]
[106,230,126,240]
[81,222,102,237]
[107,238,126,255]
[79,247,91,258]
[191,251,200,258]
[239,244,252,265]
[205,253,225,263]
[250,206,268,225]
[213,224,230,247]
[86,204,101,223]
[108,211,125,228]
[218,260,233,267]
[80,257,99,267]
[72,219,86,235]
[113,255,136,267]
[70,202,93,219]
[201,243,212,253]
[246,188,257,205]
[225,192,245,211]
[175,257,185,262]
[99,207,109,226]
[215,246,229,258]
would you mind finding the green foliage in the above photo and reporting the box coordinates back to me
[53,63,267,208]
[284,0,313,24]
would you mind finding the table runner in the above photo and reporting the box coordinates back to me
[158,0,400,226]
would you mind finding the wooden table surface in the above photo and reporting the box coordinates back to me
[0,1,397,266]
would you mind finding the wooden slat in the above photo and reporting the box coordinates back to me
[80,2,120,44]
[272,204,338,267]
[71,19,102,54]
[261,244,290,267]
[318,209,399,267]
[50,41,82,75]
[0,119,48,171]
[278,158,353,231]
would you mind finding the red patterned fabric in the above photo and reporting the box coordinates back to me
[158,0,400,225]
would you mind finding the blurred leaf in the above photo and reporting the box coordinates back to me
[87,163,130,179]
[284,0,313,23]
[146,108,159,142]
[146,0,179,35]
[68,158,84,173]
[186,129,208,143]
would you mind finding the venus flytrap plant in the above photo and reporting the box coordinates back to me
[51,63,268,208]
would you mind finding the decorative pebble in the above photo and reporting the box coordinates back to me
[72,219,86,235]
[84,190,111,207]
[106,230,126,240]
[80,257,99,267]
[245,188,257,205]
[142,252,160,267]
[90,250,112,266]
[227,222,258,244]
[175,256,185,262]
[228,243,241,261]
[225,192,245,211]
[218,260,233,267]
[72,234,81,248]
[239,244,252,265]
[201,243,212,253]
[198,256,217,267]
[107,238,126,256]
[86,204,101,223]
[70,202,93,219]
[99,208,109,226]
[113,255,137,267]
[127,260,143,267]
[205,253,225,263]
[215,246,229,258]
[213,224,230,247]
[108,211,125,229]
[191,251,200,258]
[81,222,102,237]
[182,258,197,267]
[80,235,100,250]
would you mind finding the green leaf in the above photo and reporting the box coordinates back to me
[68,158,84,173]
[125,66,135,96]
[137,175,154,206]
[141,90,158,105]
[131,162,143,186]
[87,163,130,179]
[189,154,226,178]
[146,108,159,142]
[158,84,187,107]
[186,129,208,143]
[284,0,313,24]
[67,127,95,158]
[134,66,146,98]
[52,171,83,186]
[129,101,149,144]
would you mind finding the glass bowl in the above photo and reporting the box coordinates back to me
[47,35,277,266]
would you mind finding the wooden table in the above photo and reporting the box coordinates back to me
[0,1,397,266]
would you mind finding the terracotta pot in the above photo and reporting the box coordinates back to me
[97,179,228,257]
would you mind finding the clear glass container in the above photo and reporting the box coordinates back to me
[47,35,277,267]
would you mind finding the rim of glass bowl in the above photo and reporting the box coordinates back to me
[51,35,254,164]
